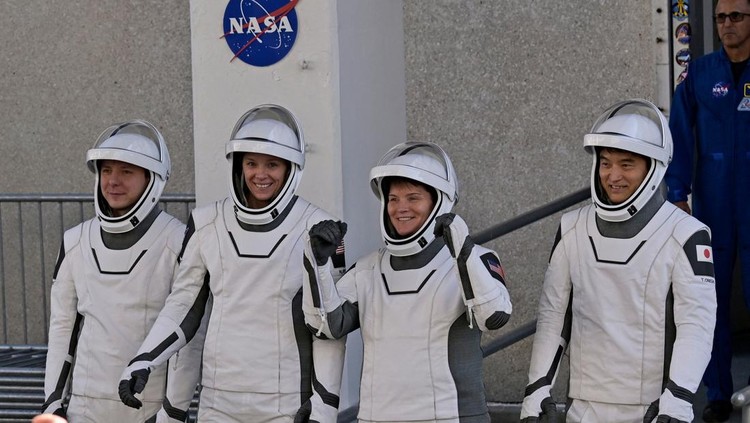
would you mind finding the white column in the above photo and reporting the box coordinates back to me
[189,0,406,411]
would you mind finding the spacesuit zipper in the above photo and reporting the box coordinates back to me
[467,305,475,329]
[317,309,326,337]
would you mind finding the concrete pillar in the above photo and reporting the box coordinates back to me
[189,0,406,410]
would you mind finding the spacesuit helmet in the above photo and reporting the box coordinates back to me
[226,104,304,225]
[86,120,171,233]
[583,99,672,222]
[370,142,458,256]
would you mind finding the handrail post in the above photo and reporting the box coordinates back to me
[731,385,750,423]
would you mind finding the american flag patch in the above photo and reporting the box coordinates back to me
[336,239,345,255]
[696,245,713,263]
[488,258,506,280]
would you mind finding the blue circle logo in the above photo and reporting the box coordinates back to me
[222,0,299,67]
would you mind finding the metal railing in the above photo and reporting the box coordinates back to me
[0,193,195,345]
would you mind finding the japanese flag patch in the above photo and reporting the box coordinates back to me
[696,245,713,263]
[683,230,714,278]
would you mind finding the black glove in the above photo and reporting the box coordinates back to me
[433,213,457,256]
[521,397,558,423]
[643,399,659,423]
[294,399,311,423]
[309,220,347,266]
[118,368,151,409]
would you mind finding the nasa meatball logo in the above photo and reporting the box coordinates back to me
[222,0,299,67]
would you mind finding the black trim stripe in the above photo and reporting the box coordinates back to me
[524,345,565,396]
[177,216,196,263]
[303,255,322,308]
[162,396,188,422]
[381,270,434,295]
[457,236,475,300]
[42,313,83,410]
[292,289,314,405]
[129,332,180,365]
[228,232,286,258]
[666,379,695,403]
[179,275,211,343]
[549,225,562,264]
[91,248,147,275]
[588,236,646,264]
[312,374,340,408]
[662,286,676,391]
[52,241,65,279]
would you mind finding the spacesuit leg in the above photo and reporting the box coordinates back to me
[702,243,735,402]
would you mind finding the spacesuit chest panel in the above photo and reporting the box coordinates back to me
[567,204,680,403]
[378,247,453,294]
[357,248,465,421]
[85,213,173,274]
[200,199,312,392]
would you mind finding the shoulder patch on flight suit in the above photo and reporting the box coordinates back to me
[682,229,714,277]
[480,252,506,285]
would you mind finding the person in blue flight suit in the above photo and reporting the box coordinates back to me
[666,0,750,421]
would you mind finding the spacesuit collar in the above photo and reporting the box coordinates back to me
[389,237,446,271]
[101,207,162,250]
[595,185,666,239]
[236,195,298,232]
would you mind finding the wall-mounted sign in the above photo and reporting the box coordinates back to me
[222,0,299,67]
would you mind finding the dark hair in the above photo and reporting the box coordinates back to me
[381,176,438,204]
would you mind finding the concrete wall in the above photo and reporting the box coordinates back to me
[1,0,665,404]
[403,0,658,402]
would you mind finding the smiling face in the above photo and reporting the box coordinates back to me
[597,148,649,205]
[99,160,149,217]
[386,179,436,237]
[242,152,289,208]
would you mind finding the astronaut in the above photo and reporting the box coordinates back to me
[42,120,196,422]
[118,104,346,423]
[300,142,513,422]
[520,99,717,423]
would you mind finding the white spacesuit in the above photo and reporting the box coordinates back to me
[520,100,717,423]
[302,142,513,423]
[42,121,193,423]
[119,105,346,423]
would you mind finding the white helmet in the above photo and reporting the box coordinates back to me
[226,104,304,225]
[370,142,458,256]
[583,99,672,222]
[86,120,171,233]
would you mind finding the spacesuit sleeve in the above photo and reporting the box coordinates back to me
[121,214,211,386]
[665,72,697,203]
[301,233,360,340]
[156,224,210,423]
[436,213,512,331]
[298,219,352,421]
[42,236,82,416]
[654,228,716,421]
[520,224,572,420]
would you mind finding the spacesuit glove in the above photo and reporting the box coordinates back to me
[433,213,471,259]
[309,220,347,266]
[520,397,557,423]
[294,399,321,423]
[643,404,687,423]
[41,398,66,418]
[118,367,151,409]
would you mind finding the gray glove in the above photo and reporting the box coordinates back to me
[309,220,347,266]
